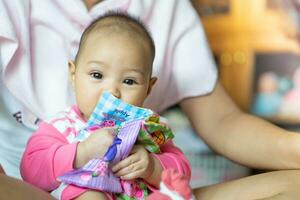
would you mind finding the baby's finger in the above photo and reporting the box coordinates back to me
[129,145,143,154]
[89,126,117,137]
[113,163,142,177]
[119,169,143,180]
[103,126,118,135]
[94,125,118,132]
[111,156,136,172]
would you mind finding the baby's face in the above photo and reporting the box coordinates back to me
[70,33,156,120]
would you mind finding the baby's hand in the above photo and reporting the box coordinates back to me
[75,127,117,168]
[111,145,154,180]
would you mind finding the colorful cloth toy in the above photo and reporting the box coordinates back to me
[73,91,153,142]
[58,119,143,192]
[58,91,174,199]
[146,169,195,200]
[138,115,173,153]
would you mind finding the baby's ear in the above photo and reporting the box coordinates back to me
[68,61,76,87]
[147,77,157,95]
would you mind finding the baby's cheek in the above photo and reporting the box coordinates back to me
[78,101,94,120]
[127,95,146,107]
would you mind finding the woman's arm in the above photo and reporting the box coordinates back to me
[180,81,300,169]
[0,174,55,200]
[193,170,300,200]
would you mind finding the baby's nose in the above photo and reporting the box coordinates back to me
[107,87,121,99]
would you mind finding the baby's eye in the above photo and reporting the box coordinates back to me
[90,72,103,79]
[123,79,137,85]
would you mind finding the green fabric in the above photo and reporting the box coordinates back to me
[116,181,149,200]
[117,115,174,199]
[137,115,174,153]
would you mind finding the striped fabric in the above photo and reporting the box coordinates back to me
[58,92,173,198]
[59,92,153,194]
[58,119,143,193]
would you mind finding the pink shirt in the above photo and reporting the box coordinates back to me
[20,106,191,199]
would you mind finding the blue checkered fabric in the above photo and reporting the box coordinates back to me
[87,91,153,127]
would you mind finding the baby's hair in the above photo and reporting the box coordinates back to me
[75,11,155,64]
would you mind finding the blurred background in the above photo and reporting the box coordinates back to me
[166,0,300,188]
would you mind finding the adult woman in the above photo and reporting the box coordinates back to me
[1,0,300,199]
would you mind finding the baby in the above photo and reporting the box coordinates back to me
[21,12,191,200]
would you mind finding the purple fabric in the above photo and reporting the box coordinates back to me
[58,119,143,193]
[57,159,121,192]
[104,137,122,162]
[113,119,142,163]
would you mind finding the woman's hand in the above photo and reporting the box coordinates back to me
[75,127,117,168]
[111,145,155,180]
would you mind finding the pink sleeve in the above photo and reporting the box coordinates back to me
[20,122,78,191]
[61,185,87,200]
[152,140,191,180]
[61,185,113,200]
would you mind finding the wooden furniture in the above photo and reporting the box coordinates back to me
[192,0,300,109]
